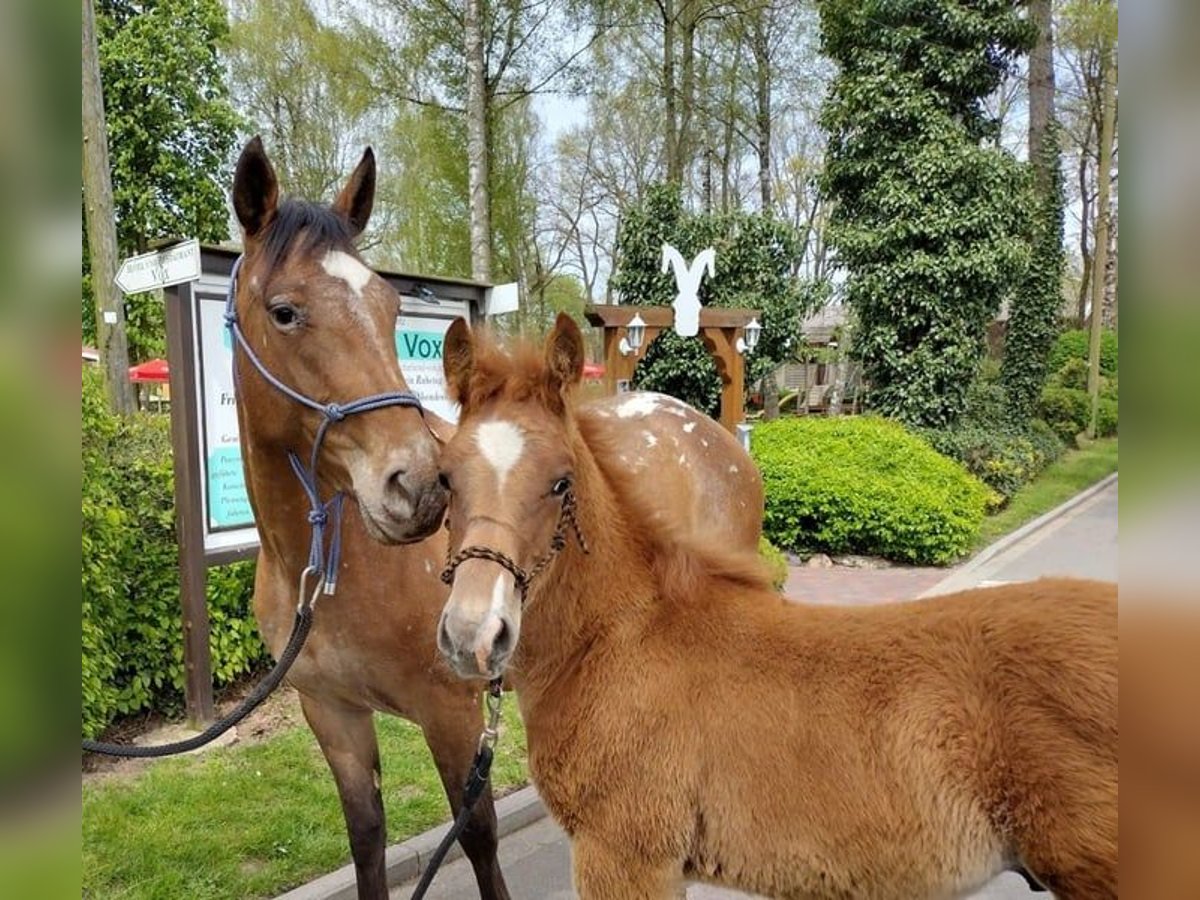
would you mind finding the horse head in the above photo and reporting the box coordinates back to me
[434,314,586,678]
[230,137,446,544]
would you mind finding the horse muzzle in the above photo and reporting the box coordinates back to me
[437,566,520,679]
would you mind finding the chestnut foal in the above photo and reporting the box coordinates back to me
[436,314,1118,900]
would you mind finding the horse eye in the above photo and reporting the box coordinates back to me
[551,477,571,497]
[268,302,299,329]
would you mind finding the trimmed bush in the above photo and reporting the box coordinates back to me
[82,369,266,738]
[751,417,993,565]
[1039,385,1091,443]
[1048,328,1118,377]
[918,424,1062,506]
[916,369,1065,505]
[758,536,789,590]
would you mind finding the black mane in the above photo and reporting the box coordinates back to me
[261,199,356,272]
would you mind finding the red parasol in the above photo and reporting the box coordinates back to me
[129,358,170,384]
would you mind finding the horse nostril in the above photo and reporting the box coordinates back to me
[389,467,408,487]
[492,618,513,656]
[437,612,454,655]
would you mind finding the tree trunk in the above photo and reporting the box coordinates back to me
[1087,45,1116,438]
[678,0,698,188]
[662,0,679,185]
[752,12,772,211]
[1103,207,1118,329]
[465,0,492,281]
[1076,133,1092,325]
[82,0,135,415]
[1028,0,1054,194]
[762,374,780,421]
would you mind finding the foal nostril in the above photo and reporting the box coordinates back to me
[492,618,514,657]
[388,467,408,487]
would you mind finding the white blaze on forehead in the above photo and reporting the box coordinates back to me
[321,250,378,337]
[476,420,525,491]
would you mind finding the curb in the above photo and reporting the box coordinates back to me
[923,471,1117,597]
[274,785,547,900]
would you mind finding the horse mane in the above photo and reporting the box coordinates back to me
[261,198,357,272]
[578,415,776,606]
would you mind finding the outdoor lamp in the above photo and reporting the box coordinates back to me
[737,318,762,354]
[619,313,647,356]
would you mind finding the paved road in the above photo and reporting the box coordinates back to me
[392,479,1118,900]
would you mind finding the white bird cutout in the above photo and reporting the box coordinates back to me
[661,244,715,337]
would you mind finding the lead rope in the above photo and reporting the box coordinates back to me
[84,254,425,757]
[409,679,504,900]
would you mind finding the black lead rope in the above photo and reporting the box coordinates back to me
[410,678,504,900]
[83,606,314,758]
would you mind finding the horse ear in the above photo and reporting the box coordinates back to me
[233,136,279,240]
[443,317,475,406]
[333,147,376,238]
[545,313,584,396]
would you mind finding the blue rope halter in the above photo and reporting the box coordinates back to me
[223,255,424,596]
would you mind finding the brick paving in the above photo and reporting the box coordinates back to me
[783,562,949,606]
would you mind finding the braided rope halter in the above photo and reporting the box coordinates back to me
[440,488,589,603]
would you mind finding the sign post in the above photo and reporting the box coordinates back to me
[116,238,201,295]
[162,246,488,727]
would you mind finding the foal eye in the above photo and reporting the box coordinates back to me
[550,477,571,497]
[268,302,299,329]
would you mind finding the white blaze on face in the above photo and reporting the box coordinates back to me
[476,420,525,493]
[321,250,378,338]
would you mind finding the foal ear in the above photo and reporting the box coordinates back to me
[544,313,585,396]
[443,317,476,406]
[333,147,376,238]
[233,136,279,240]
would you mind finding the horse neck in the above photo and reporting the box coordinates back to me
[514,430,656,691]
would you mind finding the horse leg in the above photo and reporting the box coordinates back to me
[420,700,512,900]
[300,694,389,900]
[572,835,680,900]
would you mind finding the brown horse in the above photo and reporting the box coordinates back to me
[229,140,761,899]
[436,314,1119,900]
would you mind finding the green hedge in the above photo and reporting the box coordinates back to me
[919,421,1063,505]
[1048,328,1118,377]
[83,369,266,738]
[915,376,1065,505]
[751,417,993,565]
[758,536,789,590]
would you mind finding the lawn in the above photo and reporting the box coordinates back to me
[83,702,528,900]
[974,437,1118,551]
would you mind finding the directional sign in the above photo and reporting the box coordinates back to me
[115,238,202,295]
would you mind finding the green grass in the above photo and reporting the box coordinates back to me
[973,437,1118,551]
[83,707,528,899]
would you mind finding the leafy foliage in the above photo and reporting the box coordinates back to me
[916,373,1065,503]
[1047,327,1118,377]
[752,416,993,565]
[83,0,240,360]
[83,369,265,738]
[758,537,790,591]
[818,0,1034,427]
[610,183,819,413]
[1003,127,1067,419]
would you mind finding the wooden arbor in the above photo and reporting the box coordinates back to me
[584,305,760,433]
